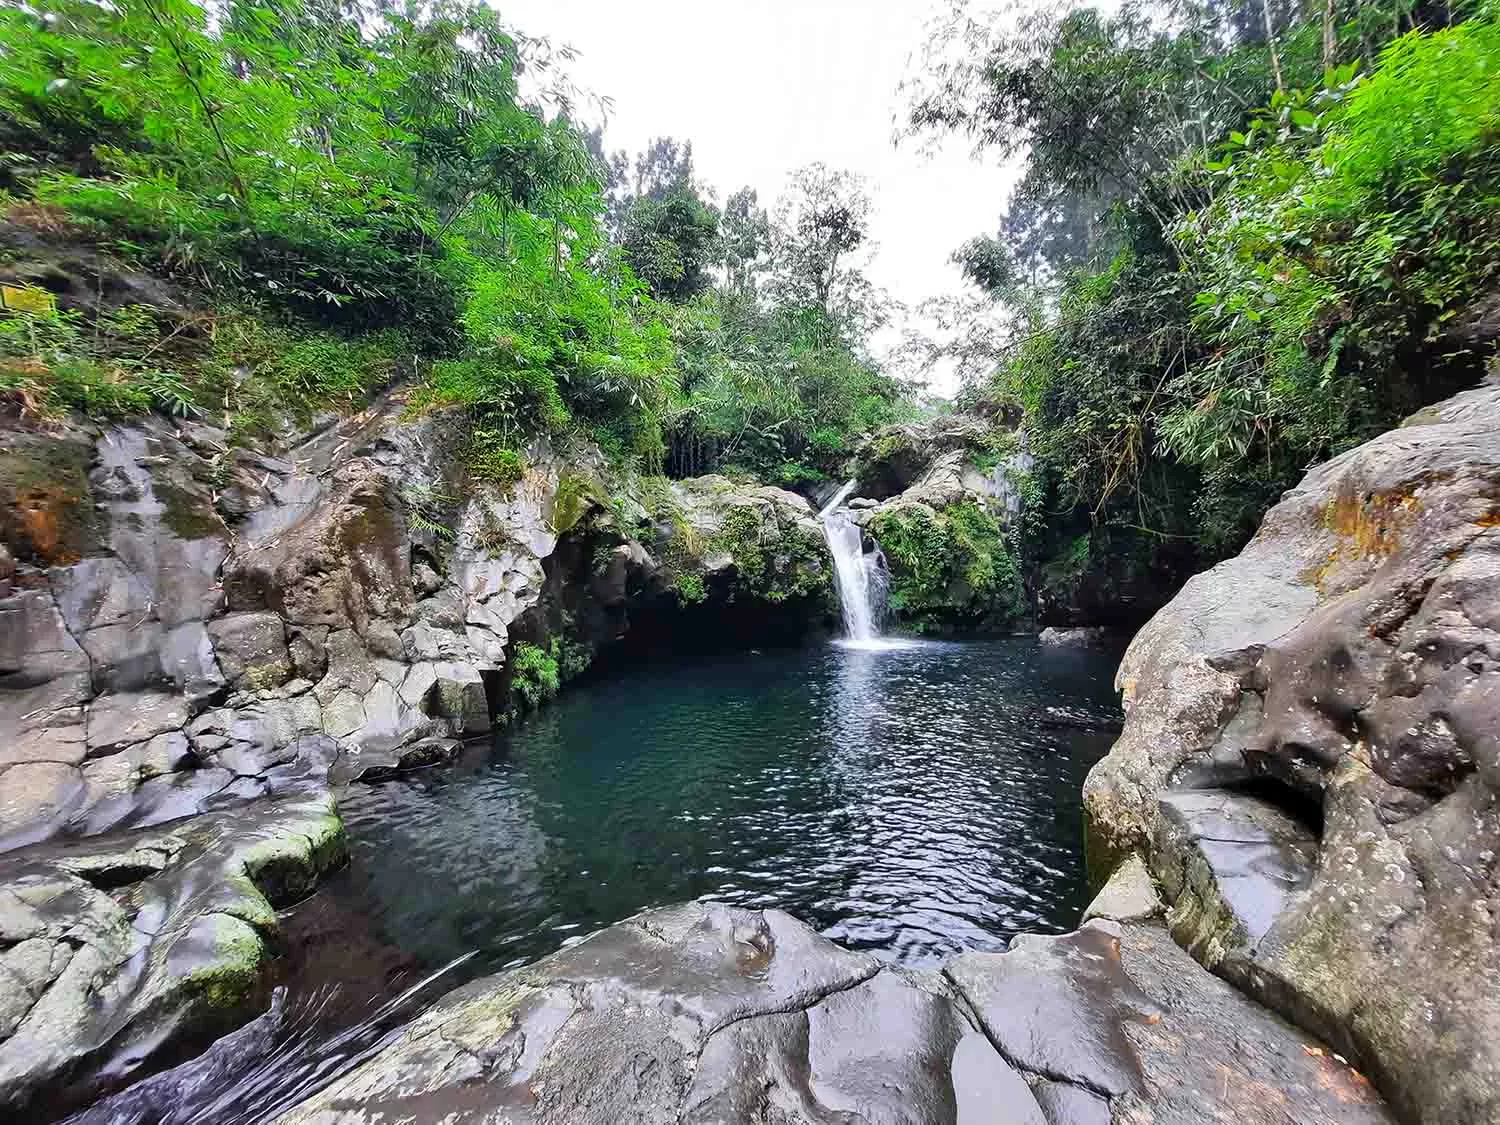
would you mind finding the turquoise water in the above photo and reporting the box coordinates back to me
[336,637,1121,971]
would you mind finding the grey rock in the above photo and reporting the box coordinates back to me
[333,736,461,783]
[0,790,346,1118]
[0,589,91,686]
[0,763,83,850]
[1085,379,1500,1123]
[208,612,293,690]
[431,661,491,735]
[272,902,1046,1125]
[361,619,404,660]
[159,620,226,701]
[286,625,329,682]
[85,692,191,757]
[1084,852,1161,924]
[947,921,1393,1125]
[80,620,165,692]
[1039,626,1114,648]
[1150,789,1317,976]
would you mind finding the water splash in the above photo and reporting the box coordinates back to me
[818,481,889,645]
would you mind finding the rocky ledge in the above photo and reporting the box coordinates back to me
[260,893,1387,1124]
[1085,376,1500,1124]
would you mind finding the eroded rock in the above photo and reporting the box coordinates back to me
[1085,378,1500,1123]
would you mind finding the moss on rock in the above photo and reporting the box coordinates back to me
[868,500,1024,632]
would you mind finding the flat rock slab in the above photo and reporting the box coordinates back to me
[273,902,1050,1125]
[947,920,1392,1125]
[1151,789,1318,969]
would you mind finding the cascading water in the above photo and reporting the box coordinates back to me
[818,481,889,646]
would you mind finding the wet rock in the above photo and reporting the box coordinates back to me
[947,920,1393,1125]
[0,791,347,1119]
[1085,378,1500,1122]
[85,691,190,756]
[208,612,293,690]
[273,902,1051,1125]
[1150,790,1317,977]
[332,736,461,783]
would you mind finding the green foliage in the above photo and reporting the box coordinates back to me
[510,641,560,710]
[1170,24,1500,477]
[869,501,1025,630]
[919,0,1500,616]
[672,571,708,605]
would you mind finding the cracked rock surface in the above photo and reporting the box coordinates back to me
[270,900,1390,1125]
[1084,377,1500,1123]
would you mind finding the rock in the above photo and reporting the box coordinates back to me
[271,904,1393,1125]
[272,902,1048,1125]
[1084,852,1162,924]
[1039,626,1114,647]
[84,691,191,757]
[208,612,293,690]
[0,588,91,686]
[849,414,1001,501]
[0,791,347,1118]
[946,920,1393,1124]
[224,464,413,633]
[431,661,491,735]
[0,762,83,849]
[1150,790,1318,977]
[159,620,226,701]
[332,736,461,783]
[1084,378,1500,1123]
[286,625,329,682]
[0,543,12,596]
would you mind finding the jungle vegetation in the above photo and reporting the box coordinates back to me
[908,0,1500,620]
[0,0,905,483]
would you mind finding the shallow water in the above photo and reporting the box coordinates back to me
[334,637,1122,972]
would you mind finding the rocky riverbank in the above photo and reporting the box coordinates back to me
[0,394,834,1117]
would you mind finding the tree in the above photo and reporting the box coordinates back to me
[720,187,771,300]
[768,164,876,333]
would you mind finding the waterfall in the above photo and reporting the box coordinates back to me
[818,481,887,645]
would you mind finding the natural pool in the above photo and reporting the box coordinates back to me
[332,636,1122,975]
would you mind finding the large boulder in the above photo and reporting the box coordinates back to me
[1084,377,1500,1124]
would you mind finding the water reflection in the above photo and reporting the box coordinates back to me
[332,637,1122,974]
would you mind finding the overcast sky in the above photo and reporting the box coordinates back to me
[502,0,1021,393]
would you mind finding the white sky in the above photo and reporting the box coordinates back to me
[502,0,1021,394]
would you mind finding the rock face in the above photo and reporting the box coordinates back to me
[270,899,1390,1125]
[845,416,1032,633]
[1084,377,1500,1124]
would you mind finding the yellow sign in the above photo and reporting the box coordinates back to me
[1,285,57,315]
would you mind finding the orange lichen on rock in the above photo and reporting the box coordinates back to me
[1302,486,1422,595]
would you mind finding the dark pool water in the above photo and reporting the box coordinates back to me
[334,637,1122,973]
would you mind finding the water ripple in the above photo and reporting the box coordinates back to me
[335,637,1121,972]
